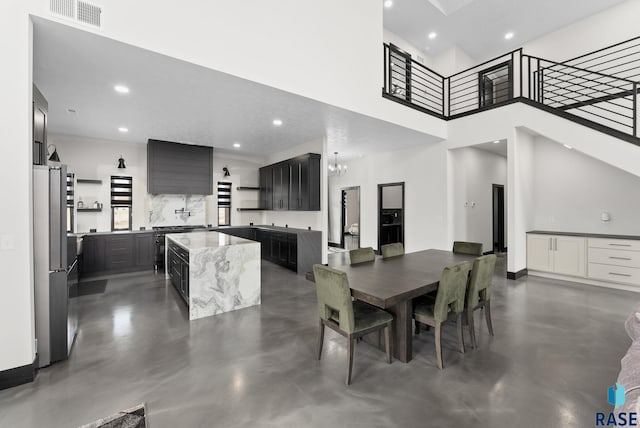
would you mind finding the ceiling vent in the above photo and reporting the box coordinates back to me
[50,0,101,28]
[50,0,75,19]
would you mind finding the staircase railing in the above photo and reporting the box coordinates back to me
[382,40,640,142]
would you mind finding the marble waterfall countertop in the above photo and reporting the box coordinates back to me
[167,231,259,250]
[166,231,261,321]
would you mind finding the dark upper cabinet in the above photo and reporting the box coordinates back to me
[33,85,48,166]
[272,162,290,211]
[258,153,320,211]
[147,139,213,195]
[289,154,320,211]
[259,166,274,210]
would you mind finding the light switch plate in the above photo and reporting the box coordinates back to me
[0,234,15,250]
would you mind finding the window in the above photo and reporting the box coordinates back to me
[66,173,74,233]
[111,175,132,231]
[217,181,231,226]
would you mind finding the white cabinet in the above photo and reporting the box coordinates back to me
[527,234,586,277]
[588,238,640,287]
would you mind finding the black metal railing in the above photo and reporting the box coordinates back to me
[525,55,638,136]
[560,36,640,83]
[383,43,445,117]
[446,49,521,117]
[382,39,640,141]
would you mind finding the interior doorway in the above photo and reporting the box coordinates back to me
[340,187,360,250]
[378,182,405,253]
[492,184,506,253]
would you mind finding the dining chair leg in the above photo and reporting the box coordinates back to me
[456,313,465,354]
[415,320,420,335]
[435,321,443,370]
[467,307,477,349]
[317,319,325,360]
[485,300,494,336]
[347,335,355,385]
[384,324,392,364]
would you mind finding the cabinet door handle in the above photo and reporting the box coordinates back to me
[549,238,552,251]
[609,272,632,277]
[609,256,632,261]
[554,238,557,251]
[610,243,632,247]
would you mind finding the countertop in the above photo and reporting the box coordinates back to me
[527,230,640,240]
[167,231,259,251]
[215,225,321,235]
[69,229,154,238]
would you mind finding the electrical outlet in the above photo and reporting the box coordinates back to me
[0,234,14,250]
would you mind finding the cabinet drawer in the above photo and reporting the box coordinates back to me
[589,238,640,252]
[588,263,640,286]
[588,247,640,268]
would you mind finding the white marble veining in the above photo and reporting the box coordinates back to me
[167,232,261,321]
[150,194,206,227]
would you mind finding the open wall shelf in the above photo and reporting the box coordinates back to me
[77,179,102,184]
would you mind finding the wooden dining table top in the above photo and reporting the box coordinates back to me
[336,249,477,308]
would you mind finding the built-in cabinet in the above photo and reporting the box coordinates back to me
[167,241,189,304]
[257,153,321,211]
[81,232,154,276]
[527,232,640,289]
[527,234,586,277]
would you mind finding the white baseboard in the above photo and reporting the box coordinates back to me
[528,270,640,293]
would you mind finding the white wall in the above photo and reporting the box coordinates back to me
[50,134,264,232]
[531,136,640,235]
[328,141,449,253]
[523,0,640,62]
[0,0,39,373]
[432,46,477,76]
[450,147,507,253]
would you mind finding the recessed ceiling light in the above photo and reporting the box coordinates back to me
[114,85,130,94]
[563,144,573,149]
[272,119,283,126]
[428,32,437,40]
[233,143,241,148]
[118,127,129,133]
[384,0,393,8]
[504,32,514,40]
[493,140,500,144]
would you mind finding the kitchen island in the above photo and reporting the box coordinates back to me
[166,231,261,320]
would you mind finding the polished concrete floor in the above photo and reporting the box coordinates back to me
[0,254,637,427]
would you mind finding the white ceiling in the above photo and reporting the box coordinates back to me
[384,0,627,60]
[33,17,440,162]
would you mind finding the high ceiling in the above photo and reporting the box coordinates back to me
[384,0,627,60]
[33,17,440,161]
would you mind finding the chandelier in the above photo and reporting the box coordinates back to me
[328,152,347,176]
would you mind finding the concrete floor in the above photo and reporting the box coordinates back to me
[0,254,637,427]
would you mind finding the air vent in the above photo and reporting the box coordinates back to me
[50,0,75,19]
[49,0,101,28]
[77,1,101,27]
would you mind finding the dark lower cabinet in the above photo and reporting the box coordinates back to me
[167,241,189,304]
[287,234,298,271]
[80,232,154,277]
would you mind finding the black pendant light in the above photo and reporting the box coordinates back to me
[223,166,230,177]
[117,155,126,169]
[48,144,60,163]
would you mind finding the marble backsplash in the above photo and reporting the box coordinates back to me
[149,194,207,227]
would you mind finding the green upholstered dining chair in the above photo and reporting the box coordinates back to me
[452,241,483,256]
[381,243,404,259]
[466,254,497,349]
[413,261,473,369]
[349,247,375,265]
[312,264,394,385]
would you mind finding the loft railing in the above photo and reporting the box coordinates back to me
[383,43,445,117]
[382,40,640,141]
[525,55,637,136]
[560,36,640,83]
[446,49,522,117]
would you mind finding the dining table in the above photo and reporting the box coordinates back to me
[336,249,478,363]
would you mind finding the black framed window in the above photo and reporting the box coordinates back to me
[111,175,132,231]
[66,173,74,233]
[217,181,231,226]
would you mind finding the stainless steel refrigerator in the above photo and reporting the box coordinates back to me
[33,165,77,367]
